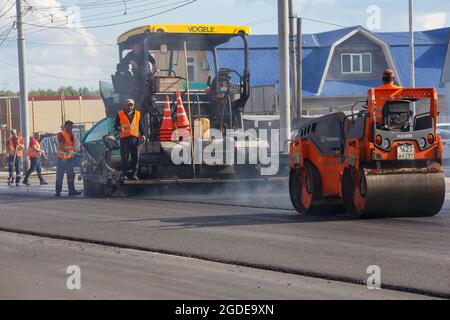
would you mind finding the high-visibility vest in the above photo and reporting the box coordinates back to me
[118,110,141,139]
[375,84,403,122]
[27,138,41,159]
[8,136,24,157]
[57,130,76,159]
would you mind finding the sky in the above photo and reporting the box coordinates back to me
[0,0,449,91]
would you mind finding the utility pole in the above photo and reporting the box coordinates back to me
[288,0,297,118]
[278,0,291,153]
[296,17,303,118]
[16,0,29,169]
[409,0,415,88]
[409,0,416,119]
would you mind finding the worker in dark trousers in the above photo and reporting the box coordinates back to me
[7,129,24,186]
[115,99,146,180]
[23,132,48,186]
[55,121,81,197]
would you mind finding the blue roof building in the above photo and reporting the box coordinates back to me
[209,26,450,118]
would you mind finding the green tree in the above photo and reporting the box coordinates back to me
[0,90,19,97]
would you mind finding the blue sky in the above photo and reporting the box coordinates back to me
[0,0,449,90]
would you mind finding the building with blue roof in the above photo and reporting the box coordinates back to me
[210,26,450,120]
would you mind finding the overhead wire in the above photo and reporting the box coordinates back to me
[22,0,198,29]
[0,57,110,81]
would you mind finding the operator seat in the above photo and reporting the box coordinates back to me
[112,63,138,97]
[380,100,412,132]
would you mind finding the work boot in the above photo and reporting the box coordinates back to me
[23,177,30,186]
[38,175,48,185]
[68,180,82,196]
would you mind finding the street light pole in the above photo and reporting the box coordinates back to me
[288,0,297,117]
[409,0,415,88]
[409,0,416,120]
[16,0,30,169]
[296,17,303,118]
[278,0,291,153]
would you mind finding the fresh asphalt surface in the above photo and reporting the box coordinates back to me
[0,173,449,299]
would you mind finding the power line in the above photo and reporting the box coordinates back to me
[27,0,160,11]
[1,38,115,47]
[0,2,15,18]
[0,57,109,81]
[23,0,197,29]
[0,0,13,15]
[0,23,14,48]
[81,0,190,23]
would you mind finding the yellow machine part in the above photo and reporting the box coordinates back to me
[118,24,252,44]
[194,118,211,140]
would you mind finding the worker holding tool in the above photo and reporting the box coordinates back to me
[23,132,48,186]
[55,121,81,197]
[115,99,146,181]
[7,129,24,186]
[378,69,402,89]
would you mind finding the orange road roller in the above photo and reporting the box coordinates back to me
[289,88,446,218]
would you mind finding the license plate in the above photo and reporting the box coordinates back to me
[397,144,415,160]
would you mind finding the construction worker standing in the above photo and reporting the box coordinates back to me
[23,132,48,186]
[378,69,402,89]
[7,129,24,186]
[115,99,146,180]
[55,121,81,197]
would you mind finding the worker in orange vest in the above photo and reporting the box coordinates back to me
[375,69,403,122]
[114,99,146,180]
[55,120,81,197]
[7,129,24,186]
[23,132,48,186]
[378,68,402,90]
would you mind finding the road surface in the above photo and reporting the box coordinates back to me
[0,173,449,299]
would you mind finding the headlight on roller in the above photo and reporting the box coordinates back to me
[383,138,391,150]
[420,138,427,149]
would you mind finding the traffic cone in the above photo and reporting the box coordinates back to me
[160,96,175,141]
[175,91,191,141]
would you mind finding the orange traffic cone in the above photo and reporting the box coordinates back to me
[175,91,191,141]
[160,96,175,141]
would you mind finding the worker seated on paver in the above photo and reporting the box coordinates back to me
[121,42,159,84]
[7,129,24,186]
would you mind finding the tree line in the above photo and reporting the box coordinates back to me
[0,86,100,97]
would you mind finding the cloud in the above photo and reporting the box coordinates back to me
[415,12,448,30]
[0,0,115,90]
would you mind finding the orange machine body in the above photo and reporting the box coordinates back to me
[289,88,444,218]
